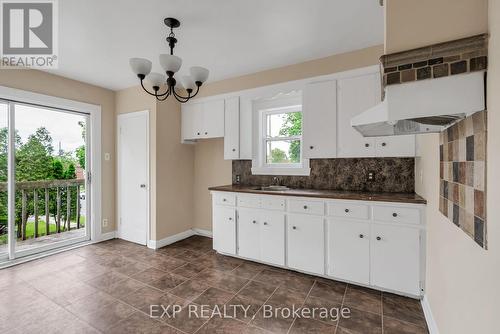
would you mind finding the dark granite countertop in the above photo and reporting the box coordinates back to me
[209,185,427,204]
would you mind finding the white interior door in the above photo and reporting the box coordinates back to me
[118,111,149,245]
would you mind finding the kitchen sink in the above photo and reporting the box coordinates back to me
[260,185,290,191]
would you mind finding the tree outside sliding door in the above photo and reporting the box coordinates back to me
[0,101,90,259]
[0,103,8,258]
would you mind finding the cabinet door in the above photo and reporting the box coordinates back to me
[375,136,415,157]
[328,219,370,285]
[202,99,225,138]
[181,103,201,141]
[213,206,236,255]
[260,211,285,266]
[287,214,325,274]
[302,80,337,158]
[371,224,420,295]
[237,208,260,260]
[224,96,240,159]
[337,73,379,157]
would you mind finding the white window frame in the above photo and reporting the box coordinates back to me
[251,94,310,176]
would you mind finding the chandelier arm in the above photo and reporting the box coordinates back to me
[140,80,158,97]
[157,87,172,101]
[172,87,192,102]
[140,79,170,97]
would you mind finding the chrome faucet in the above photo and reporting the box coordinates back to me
[272,176,281,186]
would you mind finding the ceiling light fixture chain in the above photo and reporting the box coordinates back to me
[129,17,209,103]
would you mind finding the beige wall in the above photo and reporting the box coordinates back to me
[0,69,116,233]
[192,45,384,231]
[386,0,499,333]
[193,138,231,231]
[155,99,194,240]
[384,0,488,53]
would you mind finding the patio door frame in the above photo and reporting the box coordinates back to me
[0,85,102,261]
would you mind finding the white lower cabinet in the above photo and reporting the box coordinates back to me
[370,224,421,296]
[213,206,236,255]
[328,219,370,285]
[237,208,260,259]
[287,214,325,275]
[211,191,425,297]
[237,208,285,266]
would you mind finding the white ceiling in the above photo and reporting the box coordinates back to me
[47,0,383,91]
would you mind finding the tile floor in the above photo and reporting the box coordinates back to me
[0,236,428,333]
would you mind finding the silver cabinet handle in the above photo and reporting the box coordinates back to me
[376,236,381,241]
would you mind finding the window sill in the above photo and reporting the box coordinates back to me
[251,166,311,176]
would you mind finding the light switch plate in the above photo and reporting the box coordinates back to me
[104,153,110,161]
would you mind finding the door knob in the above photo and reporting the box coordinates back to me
[140,184,146,188]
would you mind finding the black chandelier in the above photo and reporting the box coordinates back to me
[129,18,209,103]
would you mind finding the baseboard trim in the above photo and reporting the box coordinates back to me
[421,295,439,334]
[192,228,213,238]
[147,228,213,250]
[98,231,117,242]
[147,230,195,250]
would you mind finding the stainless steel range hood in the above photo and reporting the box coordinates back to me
[351,71,486,137]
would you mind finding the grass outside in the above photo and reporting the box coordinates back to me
[0,217,86,245]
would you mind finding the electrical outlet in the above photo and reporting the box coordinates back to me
[102,219,109,228]
[367,171,375,182]
[235,174,241,184]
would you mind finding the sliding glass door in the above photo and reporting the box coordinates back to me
[0,100,91,260]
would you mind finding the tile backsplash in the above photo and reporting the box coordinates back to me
[439,111,487,249]
[232,158,415,193]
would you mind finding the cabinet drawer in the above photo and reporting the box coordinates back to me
[237,195,261,208]
[261,197,285,211]
[213,192,236,206]
[373,205,420,225]
[288,199,324,215]
[327,202,370,220]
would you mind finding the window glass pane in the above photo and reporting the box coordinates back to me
[266,112,302,137]
[266,140,301,164]
[0,103,7,255]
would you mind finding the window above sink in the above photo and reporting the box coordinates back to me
[251,92,310,176]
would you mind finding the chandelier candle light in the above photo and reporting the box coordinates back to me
[129,18,209,102]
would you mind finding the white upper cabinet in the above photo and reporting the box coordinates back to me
[181,99,225,141]
[302,80,337,158]
[224,96,240,159]
[337,72,415,157]
[337,73,378,157]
